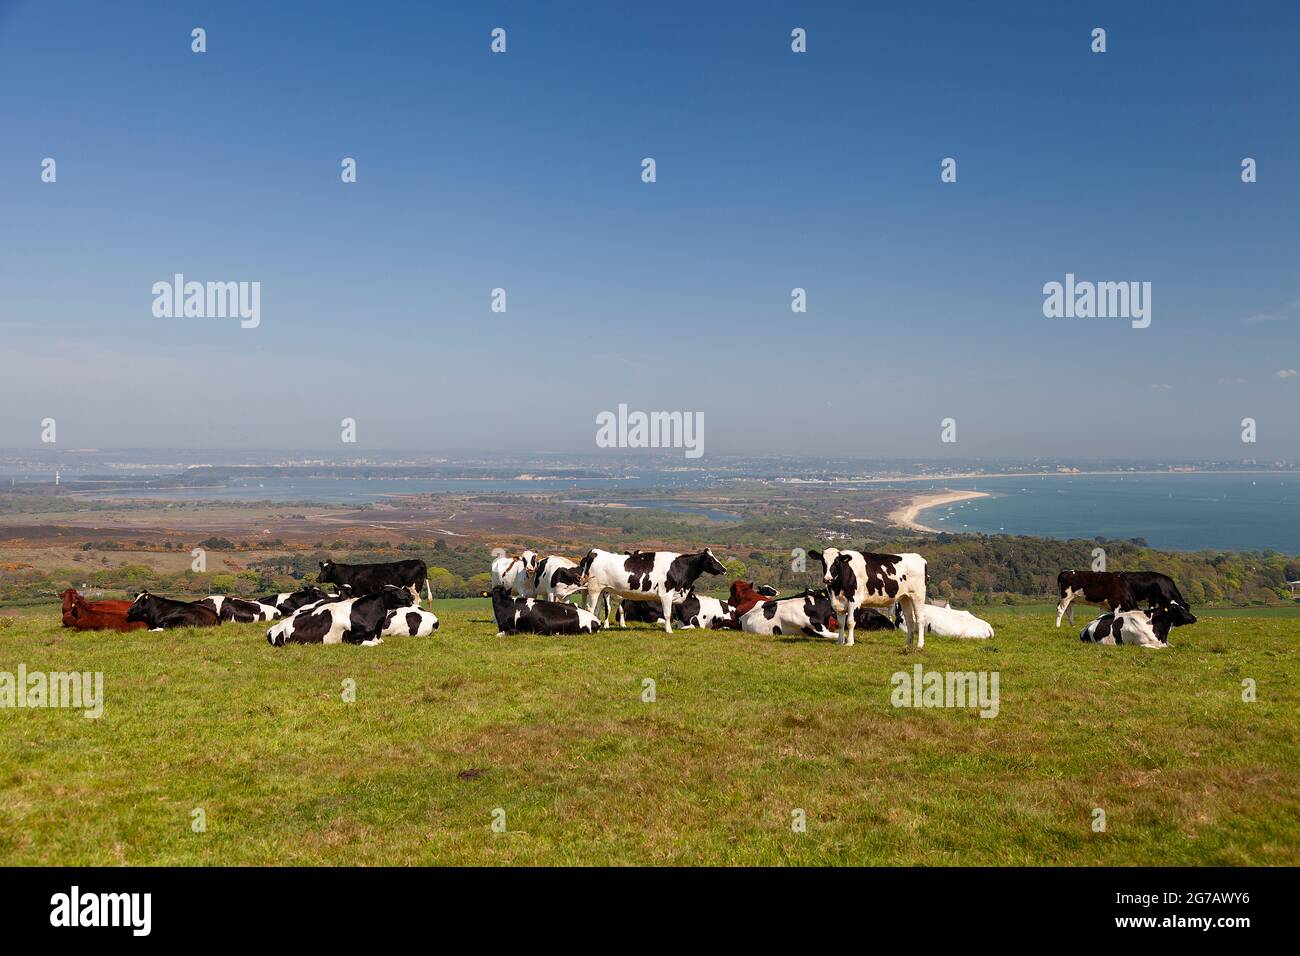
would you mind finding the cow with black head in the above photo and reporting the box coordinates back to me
[576,548,728,634]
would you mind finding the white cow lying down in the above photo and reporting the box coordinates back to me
[897,604,994,639]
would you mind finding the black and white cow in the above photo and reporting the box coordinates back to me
[318,558,432,602]
[199,595,280,624]
[576,548,728,633]
[487,586,601,636]
[612,591,736,630]
[256,585,334,616]
[381,605,440,637]
[1080,604,1196,647]
[267,586,417,646]
[490,550,538,598]
[737,588,840,640]
[533,555,584,603]
[809,547,928,647]
[126,591,220,630]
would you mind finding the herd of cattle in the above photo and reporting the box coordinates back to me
[54,547,1198,649]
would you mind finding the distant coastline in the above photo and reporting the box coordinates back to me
[890,490,990,532]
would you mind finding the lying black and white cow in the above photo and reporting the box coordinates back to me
[853,605,898,631]
[256,585,334,616]
[898,604,994,639]
[126,591,220,630]
[199,595,280,623]
[576,548,728,633]
[612,591,735,630]
[381,605,440,637]
[487,586,601,636]
[737,588,839,640]
[267,585,417,646]
[318,558,432,602]
[533,555,584,603]
[1080,604,1196,647]
[490,550,538,598]
[810,547,928,647]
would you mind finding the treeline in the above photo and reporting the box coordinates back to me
[2,533,1296,607]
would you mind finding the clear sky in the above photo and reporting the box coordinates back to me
[1,1,1296,459]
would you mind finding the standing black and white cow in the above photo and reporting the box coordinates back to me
[576,548,728,633]
[267,586,417,646]
[126,591,221,630]
[490,550,538,598]
[532,555,584,603]
[737,588,840,640]
[318,559,432,602]
[809,547,928,647]
[487,586,601,636]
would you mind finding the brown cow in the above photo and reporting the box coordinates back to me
[729,580,774,618]
[60,588,147,632]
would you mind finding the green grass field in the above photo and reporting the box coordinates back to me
[1,600,1297,865]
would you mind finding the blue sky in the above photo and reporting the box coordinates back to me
[1,0,1296,458]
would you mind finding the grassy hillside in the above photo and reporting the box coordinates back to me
[1,601,1296,865]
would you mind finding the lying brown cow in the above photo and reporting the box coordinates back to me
[60,588,147,632]
[729,580,778,618]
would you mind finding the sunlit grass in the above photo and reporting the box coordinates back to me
[0,599,1296,865]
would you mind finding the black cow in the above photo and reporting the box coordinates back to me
[1118,572,1190,612]
[126,591,221,630]
[487,586,601,636]
[318,559,432,601]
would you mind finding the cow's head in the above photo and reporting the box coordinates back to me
[520,550,538,574]
[576,549,598,580]
[699,548,727,577]
[318,560,337,585]
[808,547,841,583]
[125,591,151,623]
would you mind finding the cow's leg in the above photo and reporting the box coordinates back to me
[906,596,925,649]
[1054,591,1072,627]
[660,594,675,634]
[586,587,604,624]
[839,600,858,646]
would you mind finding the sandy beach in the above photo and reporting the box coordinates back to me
[890,490,990,532]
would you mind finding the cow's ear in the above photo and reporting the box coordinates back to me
[808,550,822,561]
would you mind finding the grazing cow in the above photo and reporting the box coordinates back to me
[1080,604,1197,646]
[59,589,146,632]
[487,586,601,636]
[810,548,928,647]
[256,586,333,616]
[126,591,220,631]
[199,595,280,624]
[533,555,584,603]
[1055,570,1139,626]
[576,548,728,633]
[318,558,432,602]
[381,606,440,637]
[1118,571,1190,612]
[267,586,416,646]
[490,550,539,598]
[738,588,840,640]
[729,580,780,618]
[899,604,994,639]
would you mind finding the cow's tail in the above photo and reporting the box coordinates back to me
[425,578,433,603]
